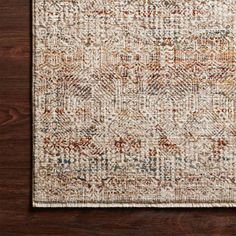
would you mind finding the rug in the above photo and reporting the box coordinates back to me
[33,0,236,207]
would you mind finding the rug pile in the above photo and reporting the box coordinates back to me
[33,0,236,207]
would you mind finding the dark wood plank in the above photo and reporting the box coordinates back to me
[0,0,236,235]
[0,139,30,168]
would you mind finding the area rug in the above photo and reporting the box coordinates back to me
[33,0,236,207]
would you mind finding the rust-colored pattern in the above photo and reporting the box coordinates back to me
[33,0,236,207]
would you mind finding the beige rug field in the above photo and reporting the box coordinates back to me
[33,0,236,207]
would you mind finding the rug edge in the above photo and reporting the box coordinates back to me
[32,0,38,210]
[32,201,236,208]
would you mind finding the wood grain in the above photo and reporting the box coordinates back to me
[0,0,236,235]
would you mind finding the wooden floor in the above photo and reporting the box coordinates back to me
[1,1,236,235]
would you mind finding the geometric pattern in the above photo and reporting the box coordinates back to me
[33,0,236,207]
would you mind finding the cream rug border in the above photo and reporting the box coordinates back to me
[33,202,236,208]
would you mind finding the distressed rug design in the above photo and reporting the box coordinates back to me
[33,0,236,207]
